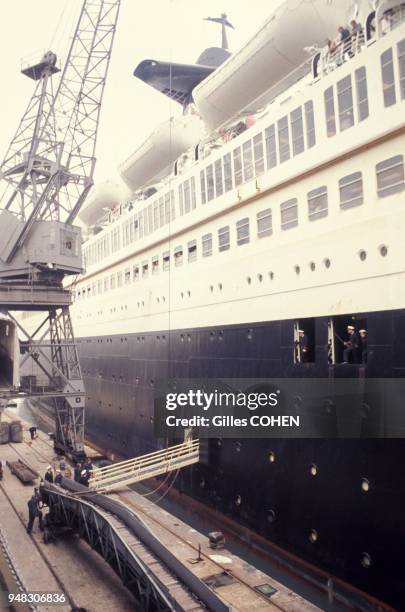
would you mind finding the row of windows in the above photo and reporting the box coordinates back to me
[199,101,316,206]
[380,39,405,107]
[77,153,405,301]
[83,40,404,270]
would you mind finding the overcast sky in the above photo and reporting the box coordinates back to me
[0,1,284,184]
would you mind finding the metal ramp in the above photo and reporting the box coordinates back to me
[89,439,200,492]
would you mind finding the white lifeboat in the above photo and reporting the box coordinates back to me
[193,0,373,130]
[118,114,205,192]
[79,181,127,227]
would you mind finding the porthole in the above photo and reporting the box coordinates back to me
[210,285,214,292]
[187,290,191,297]
[235,495,242,506]
[379,244,388,257]
[156,297,160,303]
[323,258,331,268]
[210,332,215,341]
[247,276,252,284]
[268,451,275,463]
[217,438,222,447]
[187,334,191,342]
[361,478,370,492]
[181,292,184,299]
[309,261,316,271]
[150,416,154,423]
[135,377,140,385]
[359,249,367,261]
[309,529,318,543]
[200,479,205,489]
[247,328,253,340]
[180,334,184,342]
[162,296,166,302]
[234,441,241,452]
[218,331,224,341]
[150,379,154,387]
[294,265,300,275]
[257,273,263,282]
[309,463,318,477]
[267,509,276,523]
[361,552,372,568]
[268,271,274,280]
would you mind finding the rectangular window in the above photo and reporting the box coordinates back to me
[277,115,290,162]
[133,265,139,281]
[159,197,164,226]
[206,164,215,201]
[257,208,272,238]
[142,261,149,278]
[290,107,305,155]
[324,86,336,137]
[188,240,197,263]
[152,256,159,275]
[280,198,298,230]
[355,67,369,121]
[110,274,116,289]
[215,159,223,196]
[381,48,396,107]
[143,208,149,236]
[124,268,131,284]
[398,39,405,100]
[337,75,354,131]
[233,147,243,186]
[265,124,277,169]
[138,213,143,238]
[164,192,171,223]
[178,184,184,215]
[304,100,316,148]
[242,139,254,181]
[376,155,405,197]
[153,200,159,229]
[97,279,103,294]
[236,217,250,245]
[202,233,212,257]
[308,186,328,220]
[190,176,196,209]
[184,181,191,213]
[223,153,233,191]
[253,133,264,176]
[339,172,364,209]
[170,190,175,221]
[200,170,207,204]
[148,204,153,233]
[117,271,123,288]
[174,246,183,266]
[163,251,170,271]
[104,277,109,291]
[218,226,230,252]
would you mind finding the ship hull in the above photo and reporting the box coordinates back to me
[71,307,405,609]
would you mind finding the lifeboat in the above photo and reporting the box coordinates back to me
[118,114,205,192]
[79,181,127,227]
[193,0,373,130]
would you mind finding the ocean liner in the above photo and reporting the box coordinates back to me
[19,0,405,608]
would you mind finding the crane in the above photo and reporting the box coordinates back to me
[0,0,121,458]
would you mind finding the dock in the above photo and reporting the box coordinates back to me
[0,409,320,611]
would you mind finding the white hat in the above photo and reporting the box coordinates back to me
[81,469,87,476]
[347,325,355,330]
[359,329,367,333]
[47,465,52,470]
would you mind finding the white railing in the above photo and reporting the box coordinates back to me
[320,31,366,76]
[88,439,200,492]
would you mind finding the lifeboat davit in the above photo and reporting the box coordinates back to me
[118,114,205,193]
[193,0,373,130]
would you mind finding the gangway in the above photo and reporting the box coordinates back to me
[41,478,230,612]
[89,439,199,492]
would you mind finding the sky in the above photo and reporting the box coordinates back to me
[0,0,282,184]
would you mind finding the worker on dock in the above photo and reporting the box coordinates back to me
[79,469,90,487]
[83,457,94,473]
[28,426,37,440]
[74,462,82,482]
[44,465,54,483]
[54,469,63,484]
[26,488,44,534]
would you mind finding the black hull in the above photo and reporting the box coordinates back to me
[76,309,405,609]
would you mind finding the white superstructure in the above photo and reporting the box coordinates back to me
[17,2,403,362]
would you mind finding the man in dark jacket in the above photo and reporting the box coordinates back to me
[44,466,54,483]
[359,329,367,364]
[338,25,353,57]
[74,462,82,482]
[343,325,360,363]
[27,489,43,533]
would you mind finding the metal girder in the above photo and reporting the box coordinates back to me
[42,486,177,612]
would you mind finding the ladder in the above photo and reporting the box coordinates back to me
[88,439,199,492]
